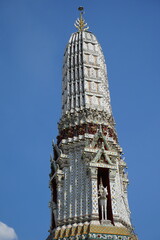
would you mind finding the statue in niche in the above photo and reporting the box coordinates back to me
[98,179,111,225]
[98,182,108,222]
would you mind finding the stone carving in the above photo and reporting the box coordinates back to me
[98,184,108,221]
[98,180,111,226]
[59,109,115,131]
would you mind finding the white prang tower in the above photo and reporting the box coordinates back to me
[47,8,138,240]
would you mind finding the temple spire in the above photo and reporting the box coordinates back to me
[46,9,138,240]
[74,7,89,32]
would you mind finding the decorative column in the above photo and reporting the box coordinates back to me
[109,168,118,221]
[88,167,99,224]
[56,170,64,226]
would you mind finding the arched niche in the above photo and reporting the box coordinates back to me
[97,167,114,225]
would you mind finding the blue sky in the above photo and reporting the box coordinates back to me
[0,0,160,240]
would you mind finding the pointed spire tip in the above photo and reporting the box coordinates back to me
[74,6,89,32]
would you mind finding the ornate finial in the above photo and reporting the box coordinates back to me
[74,7,89,32]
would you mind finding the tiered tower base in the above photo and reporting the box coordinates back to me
[47,224,138,240]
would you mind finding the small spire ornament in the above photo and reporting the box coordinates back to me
[74,7,89,32]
